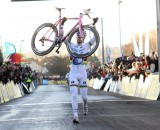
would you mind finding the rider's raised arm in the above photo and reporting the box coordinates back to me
[89,36,96,46]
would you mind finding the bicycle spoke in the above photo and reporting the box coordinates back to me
[31,23,58,56]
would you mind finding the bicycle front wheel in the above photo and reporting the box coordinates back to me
[66,25,100,58]
[31,23,58,56]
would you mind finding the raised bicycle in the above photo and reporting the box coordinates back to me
[31,7,100,58]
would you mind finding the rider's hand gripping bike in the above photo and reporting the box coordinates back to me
[31,7,100,58]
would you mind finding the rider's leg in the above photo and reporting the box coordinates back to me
[69,69,80,124]
[70,86,78,118]
[80,87,88,115]
[79,70,88,115]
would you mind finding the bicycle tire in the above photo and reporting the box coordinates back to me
[31,23,58,56]
[66,25,100,58]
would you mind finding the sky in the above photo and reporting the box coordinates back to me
[0,0,157,54]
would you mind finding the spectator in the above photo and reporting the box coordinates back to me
[145,56,156,76]
[154,52,158,72]
[125,62,138,76]
[25,77,31,93]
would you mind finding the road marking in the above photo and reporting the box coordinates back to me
[2,99,150,107]
[0,108,71,113]
[0,113,158,122]
[0,117,66,122]
[0,111,19,120]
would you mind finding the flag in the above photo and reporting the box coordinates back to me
[139,32,143,53]
[107,47,111,63]
[145,31,150,55]
[132,34,140,57]
[4,42,16,58]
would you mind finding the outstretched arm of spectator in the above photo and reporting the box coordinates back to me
[126,67,138,74]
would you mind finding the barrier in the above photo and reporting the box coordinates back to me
[92,78,101,89]
[5,83,14,99]
[21,82,30,94]
[14,83,23,98]
[121,77,130,95]
[128,78,139,96]
[111,81,120,93]
[119,76,139,96]
[145,74,160,100]
[87,79,95,88]
[103,80,120,93]
[0,83,10,102]
[109,81,118,92]
[99,78,105,89]
[91,73,160,100]
[18,83,25,96]
[93,78,105,89]
[134,75,150,98]
[0,81,37,104]
[100,79,107,90]
[30,82,36,92]
[0,83,4,103]
[103,79,112,91]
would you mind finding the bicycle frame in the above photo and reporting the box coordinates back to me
[54,16,84,43]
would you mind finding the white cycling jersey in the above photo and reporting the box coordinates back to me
[70,36,96,67]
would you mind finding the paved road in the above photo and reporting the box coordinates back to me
[0,85,160,130]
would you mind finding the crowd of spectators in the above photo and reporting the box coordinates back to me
[0,62,39,85]
[86,51,159,82]
[1,52,157,87]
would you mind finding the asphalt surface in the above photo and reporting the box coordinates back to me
[0,84,160,130]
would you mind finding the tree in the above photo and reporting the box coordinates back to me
[122,28,158,56]
[40,55,101,77]
[0,50,3,66]
[149,29,158,52]
[87,55,101,67]
[122,42,133,56]
[43,56,70,76]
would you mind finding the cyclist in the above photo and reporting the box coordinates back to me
[68,31,95,124]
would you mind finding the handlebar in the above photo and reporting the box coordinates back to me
[80,9,99,25]
[80,8,91,17]
[83,9,91,15]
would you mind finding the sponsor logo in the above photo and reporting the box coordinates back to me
[83,81,86,84]
[71,81,74,83]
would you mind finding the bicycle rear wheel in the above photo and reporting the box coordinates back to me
[66,25,100,58]
[31,23,58,56]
